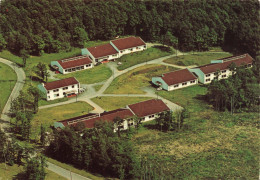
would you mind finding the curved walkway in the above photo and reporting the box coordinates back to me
[0,58,26,131]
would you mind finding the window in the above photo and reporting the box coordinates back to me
[221,70,226,73]
[143,45,146,48]
[86,64,89,67]
[112,54,117,57]
[47,96,50,99]
[65,69,68,72]
[72,68,76,71]
[63,92,66,95]
[120,51,123,53]
[248,64,252,67]
[72,85,74,88]
[54,94,59,97]
[214,77,218,80]
[53,89,59,92]
[76,67,80,70]
[222,74,226,78]
[81,66,84,69]
[206,78,211,82]
[182,82,187,86]
[68,69,72,72]
[206,74,211,77]
[190,80,195,83]
[214,72,218,76]
[47,91,50,94]
[62,87,68,90]
[174,84,179,88]
[149,115,155,118]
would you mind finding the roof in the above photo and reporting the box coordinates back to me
[161,69,197,86]
[128,99,170,117]
[58,56,92,69]
[87,43,118,58]
[43,77,79,90]
[111,36,146,50]
[198,54,253,74]
[59,108,134,128]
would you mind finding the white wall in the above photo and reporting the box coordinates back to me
[45,83,80,101]
[63,63,93,74]
[168,79,198,91]
[117,45,146,57]
[203,69,231,84]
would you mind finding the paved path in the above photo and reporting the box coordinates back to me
[0,58,26,131]
[47,162,91,180]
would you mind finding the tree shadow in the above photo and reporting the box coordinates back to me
[153,45,172,53]
[13,172,27,180]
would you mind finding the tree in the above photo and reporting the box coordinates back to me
[113,116,124,137]
[20,49,29,67]
[40,124,46,146]
[0,33,7,51]
[28,86,42,113]
[73,27,89,48]
[34,62,48,82]
[24,155,47,180]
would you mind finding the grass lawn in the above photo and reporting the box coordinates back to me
[39,97,68,106]
[30,101,94,138]
[117,46,174,70]
[133,84,259,179]
[46,157,103,180]
[105,64,178,94]
[93,84,104,92]
[164,52,232,66]
[0,163,66,180]
[91,96,153,111]
[0,62,17,113]
[54,64,112,84]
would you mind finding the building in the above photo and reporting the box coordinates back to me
[152,69,198,91]
[54,108,135,132]
[50,55,93,74]
[81,36,146,64]
[54,99,170,131]
[127,99,170,122]
[110,36,146,57]
[82,43,119,64]
[38,77,80,101]
[189,54,253,84]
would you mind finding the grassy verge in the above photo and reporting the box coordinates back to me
[0,62,17,113]
[105,64,178,94]
[30,101,94,138]
[46,157,103,180]
[39,97,68,106]
[164,52,232,66]
[0,163,66,180]
[91,96,153,111]
[54,64,112,84]
[93,84,104,92]
[117,46,173,70]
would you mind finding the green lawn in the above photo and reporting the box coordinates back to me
[93,84,104,92]
[0,163,66,180]
[30,101,94,138]
[91,96,153,111]
[54,64,112,84]
[0,62,17,113]
[39,97,69,106]
[105,64,178,94]
[46,157,103,180]
[164,52,232,66]
[158,85,208,112]
[117,46,174,70]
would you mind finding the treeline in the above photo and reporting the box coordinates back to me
[0,0,259,56]
[47,122,140,179]
[207,64,259,112]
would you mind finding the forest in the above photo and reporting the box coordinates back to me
[0,0,259,57]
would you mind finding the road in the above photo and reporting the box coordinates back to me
[0,57,92,180]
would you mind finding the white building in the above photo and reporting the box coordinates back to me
[152,69,198,91]
[38,77,80,101]
[110,36,146,57]
[189,54,253,84]
[50,55,93,74]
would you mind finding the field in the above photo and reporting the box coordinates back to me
[39,97,69,106]
[0,163,66,180]
[91,96,153,111]
[0,62,17,113]
[117,46,174,70]
[54,64,112,84]
[46,157,103,180]
[132,85,259,179]
[30,101,93,138]
[164,52,232,66]
[105,64,178,94]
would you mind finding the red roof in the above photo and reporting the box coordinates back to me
[198,54,253,74]
[161,69,197,86]
[111,36,146,50]
[128,99,170,117]
[87,43,118,58]
[44,77,79,90]
[60,109,134,128]
[58,56,92,69]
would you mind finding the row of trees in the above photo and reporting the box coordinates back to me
[0,0,259,56]
[207,64,259,112]
[47,122,140,179]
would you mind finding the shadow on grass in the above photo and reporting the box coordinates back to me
[153,45,172,53]
[13,172,27,180]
